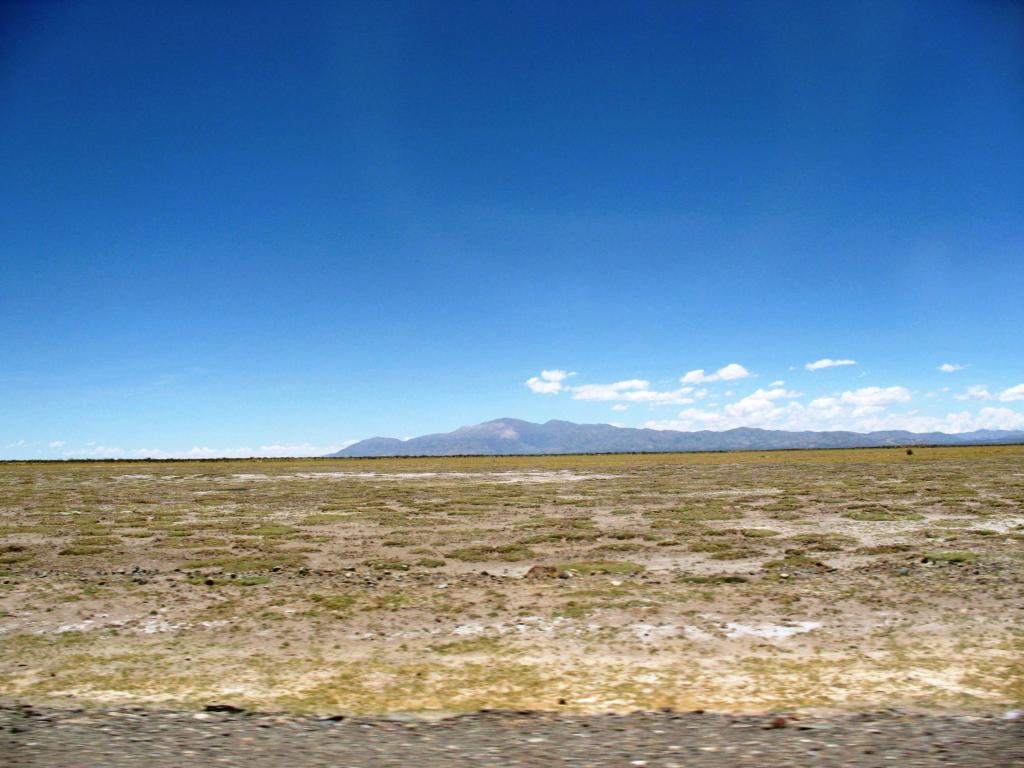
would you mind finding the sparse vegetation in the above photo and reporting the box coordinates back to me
[0,444,1021,714]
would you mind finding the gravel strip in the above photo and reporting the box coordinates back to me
[3,705,1022,767]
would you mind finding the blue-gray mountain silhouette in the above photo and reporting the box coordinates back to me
[329,418,1024,457]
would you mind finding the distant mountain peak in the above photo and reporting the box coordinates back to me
[327,419,1024,457]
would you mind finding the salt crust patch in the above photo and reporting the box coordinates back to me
[446,616,602,640]
[444,619,822,644]
[724,621,822,639]
[19,614,230,636]
[187,471,617,483]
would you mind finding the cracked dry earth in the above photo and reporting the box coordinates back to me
[1,447,1022,765]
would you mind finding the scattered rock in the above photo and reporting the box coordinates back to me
[524,565,559,579]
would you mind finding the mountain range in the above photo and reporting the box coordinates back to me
[328,418,1024,457]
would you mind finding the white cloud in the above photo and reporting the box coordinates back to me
[526,370,698,405]
[837,386,911,407]
[520,367,1024,435]
[1000,383,1024,402]
[805,358,857,371]
[569,379,649,400]
[64,445,124,458]
[939,363,967,373]
[525,369,572,394]
[933,407,1024,432]
[680,363,751,384]
[724,388,802,419]
[257,443,352,456]
[571,379,695,404]
[955,385,993,401]
[645,389,804,432]
[56,442,356,460]
[646,409,727,431]
[183,447,250,458]
[639,383,1024,435]
[742,387,797,406]
[48,440,66,448]
[645,399,1024,435]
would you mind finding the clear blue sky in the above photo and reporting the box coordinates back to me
[2,1,1022,458]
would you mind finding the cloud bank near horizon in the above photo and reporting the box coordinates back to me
[36,442,359,460]
[6,361,1024,460]
[525,361,1024,435]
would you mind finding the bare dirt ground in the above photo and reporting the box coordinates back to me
[1,447,1022,764]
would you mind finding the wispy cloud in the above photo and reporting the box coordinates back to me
[837,386,911,407]
[939,363,967,373]
[570,380,696,404]
[805,358,856,371]
[952,383,1024,403]
[680,363,751,385]
[525,369,699,405]
[48,440,66,448]
[955,385,993,401]
[65,445,124,458]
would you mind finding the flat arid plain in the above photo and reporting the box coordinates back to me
[2,447,1023,765]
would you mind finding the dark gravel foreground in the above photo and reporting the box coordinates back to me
[2,705,1022,767]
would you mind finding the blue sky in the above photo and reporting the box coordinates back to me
[2,1,1022,459]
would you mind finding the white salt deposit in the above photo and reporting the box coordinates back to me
[230,471,615,483]
[724,621,822,640]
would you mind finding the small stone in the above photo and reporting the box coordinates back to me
[204,704,245,714]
